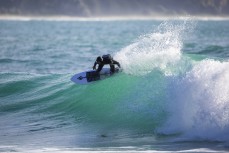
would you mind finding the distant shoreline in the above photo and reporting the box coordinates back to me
[0,15,229,21]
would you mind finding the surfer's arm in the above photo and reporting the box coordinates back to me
[93,62,97,70]
[113,60,121,68]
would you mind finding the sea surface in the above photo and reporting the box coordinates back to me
[0,17,229,152]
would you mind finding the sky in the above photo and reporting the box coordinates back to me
[0,0,228,18]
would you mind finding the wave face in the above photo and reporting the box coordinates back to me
[114,19,229,142]
[0,19,229,151]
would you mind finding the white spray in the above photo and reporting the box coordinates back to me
[114,18,194,76]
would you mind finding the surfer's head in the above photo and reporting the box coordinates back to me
[96,56,102,63]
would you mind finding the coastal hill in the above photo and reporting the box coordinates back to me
[0,0,228,17]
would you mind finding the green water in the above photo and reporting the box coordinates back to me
[0,19,229,152]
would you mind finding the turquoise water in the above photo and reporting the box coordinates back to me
[0,18,229,152]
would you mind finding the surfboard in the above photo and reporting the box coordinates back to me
[71,68,120,85]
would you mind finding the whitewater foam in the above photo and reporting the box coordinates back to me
[159,59,229,141]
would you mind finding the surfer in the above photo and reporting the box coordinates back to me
[93,54,121,73]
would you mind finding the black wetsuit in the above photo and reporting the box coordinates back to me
[93,55,120,73]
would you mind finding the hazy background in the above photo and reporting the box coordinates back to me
[0,0,229,18]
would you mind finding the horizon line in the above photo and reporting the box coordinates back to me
[0,15,229,21]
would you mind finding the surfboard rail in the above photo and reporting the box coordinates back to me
[71,68,120,84]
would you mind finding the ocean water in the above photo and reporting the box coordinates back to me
[0,18,229,152]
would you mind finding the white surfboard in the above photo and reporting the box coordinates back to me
[71,68,120,85]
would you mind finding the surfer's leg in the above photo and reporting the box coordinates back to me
[110,64,115,73]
